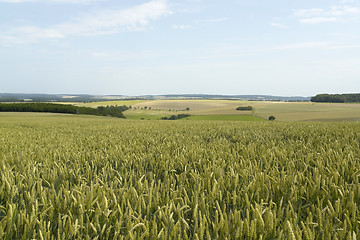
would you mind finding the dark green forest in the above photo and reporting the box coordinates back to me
[311,93,360,103]
[236,106,253,111]
[0,103,128,118]
[161,114,191,120]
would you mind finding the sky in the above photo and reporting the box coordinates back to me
[0,0,359,97]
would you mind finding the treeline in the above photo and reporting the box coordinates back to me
[0,103,128,118]
[161,114,190,120]
[311,93,360,103]
[0,97,25,102]
[236,106,253,111]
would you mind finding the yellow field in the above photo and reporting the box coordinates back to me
[252,102,360,121]
[131,100,252,115]
[0,112,112,123]
[124,109,180,120]
[51,99,360,121]
[75,100,147,108]
[129,100,360,121]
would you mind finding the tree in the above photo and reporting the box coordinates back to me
[269,115,276,121]
[236,106,252,111]
[161,114,190,120]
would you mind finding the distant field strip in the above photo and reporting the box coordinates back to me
[252,102,360,121]
[131,100,250,114]
[0,113,359,239]
[187,115,264,121]
[130,100,360,121]
[75,100,147,108]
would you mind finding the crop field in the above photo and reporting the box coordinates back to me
[252,102,360,121]
[124,109,181,120]
[56,99,360,121]
[130,100,251,115]
[186,115,264,121]
[123,100,360,122]
[0,113,360,239]
[77,100,147,109]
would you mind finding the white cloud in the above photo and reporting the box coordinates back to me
[0,0,96,3]
[270,42,333,50]
[269,42,360,51]
[340,0,355,3]
[293,8,326,18]
[326,44,360,49]
[0,0,172,44]
[78,49,156,61]
[270,22,287,28]
[172,24,190,29]
[196,17,228,24]
[293,5,360,24]
[299,17,340,24]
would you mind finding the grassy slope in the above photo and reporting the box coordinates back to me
[75,100,147,108]
[252,102,360,121]
[128,100,360,121]
[53,99,360,121]
[187,115,264,121]
[126,100,258,121]
[0,112,114,123]
[131,99,248,114]
[124,108,184,120]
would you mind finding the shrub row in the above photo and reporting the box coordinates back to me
[161,114,191,120]
[236,106,253,111]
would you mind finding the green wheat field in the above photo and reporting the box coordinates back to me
[0,113,359,239]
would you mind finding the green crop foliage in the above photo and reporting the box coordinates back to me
[0,114,359,239]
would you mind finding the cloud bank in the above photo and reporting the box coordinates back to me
[293,4,360,24]
[0,0,97,3]
[0,0,172,44]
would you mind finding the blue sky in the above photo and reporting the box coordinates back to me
[0,0,359,96]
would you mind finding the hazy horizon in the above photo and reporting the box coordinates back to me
[1,0,359,96]
[1,92,315,98]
